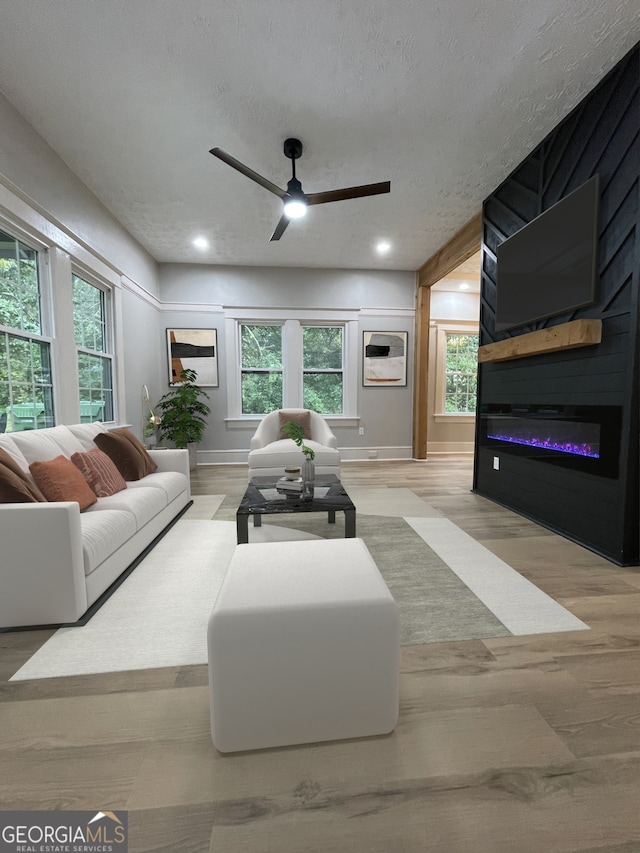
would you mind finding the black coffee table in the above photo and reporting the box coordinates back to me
[236,474,356,544]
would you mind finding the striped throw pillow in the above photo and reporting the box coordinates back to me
[71,448,128,497]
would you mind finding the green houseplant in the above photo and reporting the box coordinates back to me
[155,368,211,465]
[281,419,315,496]
[280,420,315,460]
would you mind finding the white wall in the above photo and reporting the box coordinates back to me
[158,264,416,461]
[0,90,163,433]
[119,286,163,437]
[0,91,159,299]
[159,264,416,311]
[430,289,480,322]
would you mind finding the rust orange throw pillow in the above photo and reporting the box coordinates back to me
[29,455,97,510]
[0,448,46,503]
[71,448,127,497]
[94,427,157,481]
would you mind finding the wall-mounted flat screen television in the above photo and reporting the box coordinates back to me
[495,174,599,332]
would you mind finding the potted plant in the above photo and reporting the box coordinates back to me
[281,419,315,495]
[155,368,211,468]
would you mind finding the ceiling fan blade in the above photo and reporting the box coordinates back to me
[210,148,286,198]
[306,181,390,206]
[270,214,290,241]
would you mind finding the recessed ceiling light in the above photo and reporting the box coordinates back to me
[459,282,470,290]
[376,241,391,254]
[193,237,209,249]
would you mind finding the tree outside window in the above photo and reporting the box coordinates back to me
[302,326,343,414]
[0,228,54,432]
[238,322,346,415]
[444,332,478,413]
[240,324,283,414]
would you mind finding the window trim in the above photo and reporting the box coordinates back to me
[239,320,284,416]
[225,308,358,424]
[300,322,345,414]
[71,268,116,424]
[434,320,479,418]
[0,229,56,430]
[0,187,124,431]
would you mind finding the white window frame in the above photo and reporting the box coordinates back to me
[0,182,124,428]
[225,308,358,426]
[0,224,56,430]
[301,323,344,411]
[433,320,479,423]
[71,269,116,424]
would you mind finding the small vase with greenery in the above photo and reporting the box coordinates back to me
[155,369,211,463]
[281,420,315,495]
[143,411,163,449]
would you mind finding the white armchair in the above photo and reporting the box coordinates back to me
[247,408,340,481]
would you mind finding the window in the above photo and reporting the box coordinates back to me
[236,320,348,416]
[0,228,54,432]
[302,325,343,414]
[240,324,283,414]
[72,273,114,422]
[444,332,478,413]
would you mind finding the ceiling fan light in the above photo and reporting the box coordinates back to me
[283,198,307,219]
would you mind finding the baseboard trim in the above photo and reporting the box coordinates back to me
[427,442,475,454]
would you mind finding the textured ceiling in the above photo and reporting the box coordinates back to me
[0,1,639,271]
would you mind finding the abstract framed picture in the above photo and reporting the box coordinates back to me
[166,328,218,386]
[363,330,408,386]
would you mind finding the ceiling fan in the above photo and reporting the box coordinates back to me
[210,138,390,241]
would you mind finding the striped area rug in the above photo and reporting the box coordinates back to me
[11,491,587,681]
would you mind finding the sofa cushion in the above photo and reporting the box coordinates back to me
[125,471,187,503]
[29,455,98,510]
[0,435,31,472]
[71,448,127,497]
[278,409,311,440]
[83,484,166,530]
[94,428,158,480]
[67,422,108,451]
[248,439,340,470]
[11,424,83,464]
[0,448,46,503]
[80,509,137,575]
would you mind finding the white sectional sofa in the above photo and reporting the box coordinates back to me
[0,422,190,629]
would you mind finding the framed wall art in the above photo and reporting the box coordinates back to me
[166,328,218,386]
[362,330,408,387]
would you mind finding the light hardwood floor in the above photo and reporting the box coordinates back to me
[1,458,639,853]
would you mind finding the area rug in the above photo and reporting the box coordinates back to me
[11,492,587,681]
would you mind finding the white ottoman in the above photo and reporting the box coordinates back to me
[207,537,399,752]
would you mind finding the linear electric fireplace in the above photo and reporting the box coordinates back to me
[479,403,622,478]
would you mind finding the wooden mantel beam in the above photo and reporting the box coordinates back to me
[478,319,602,363]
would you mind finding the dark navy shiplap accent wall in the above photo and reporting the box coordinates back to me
[474,43,640,565]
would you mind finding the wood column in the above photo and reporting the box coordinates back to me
[413,213,482,459]
[412,281,430,458]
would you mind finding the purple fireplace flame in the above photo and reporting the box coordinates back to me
[486,416,601,459]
